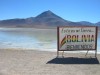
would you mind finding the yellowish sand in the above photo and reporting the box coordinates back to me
[0,49,100,75]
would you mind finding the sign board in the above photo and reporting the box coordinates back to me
[57,26,98,51]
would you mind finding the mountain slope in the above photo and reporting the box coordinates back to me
[0,10,99,28]
[95,22,100,26]
[0,18,26,27]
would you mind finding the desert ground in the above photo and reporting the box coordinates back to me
[0,27,100,75]
[0,49,100,75]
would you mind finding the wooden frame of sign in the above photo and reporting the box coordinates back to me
[57,26,98,57]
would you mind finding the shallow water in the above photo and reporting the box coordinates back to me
[0,28,57,51]
[0,28,100,53]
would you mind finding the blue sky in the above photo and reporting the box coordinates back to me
[0,0,100,23]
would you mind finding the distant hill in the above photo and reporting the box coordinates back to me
[0,10,99,28]
[77,21,94,26]
[95,22,100,26]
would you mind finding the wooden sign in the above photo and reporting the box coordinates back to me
[57,26,98,51]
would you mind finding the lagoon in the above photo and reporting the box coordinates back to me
[0,28,100,53]
[0,28,57,51]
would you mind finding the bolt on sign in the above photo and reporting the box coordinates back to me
[57,26,98,51]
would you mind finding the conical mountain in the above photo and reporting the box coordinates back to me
[32,10,71,26]
[35,10,64,20]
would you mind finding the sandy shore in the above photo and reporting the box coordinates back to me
[0,49,100,75]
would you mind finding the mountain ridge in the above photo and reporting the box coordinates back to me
[0,10,99,28]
